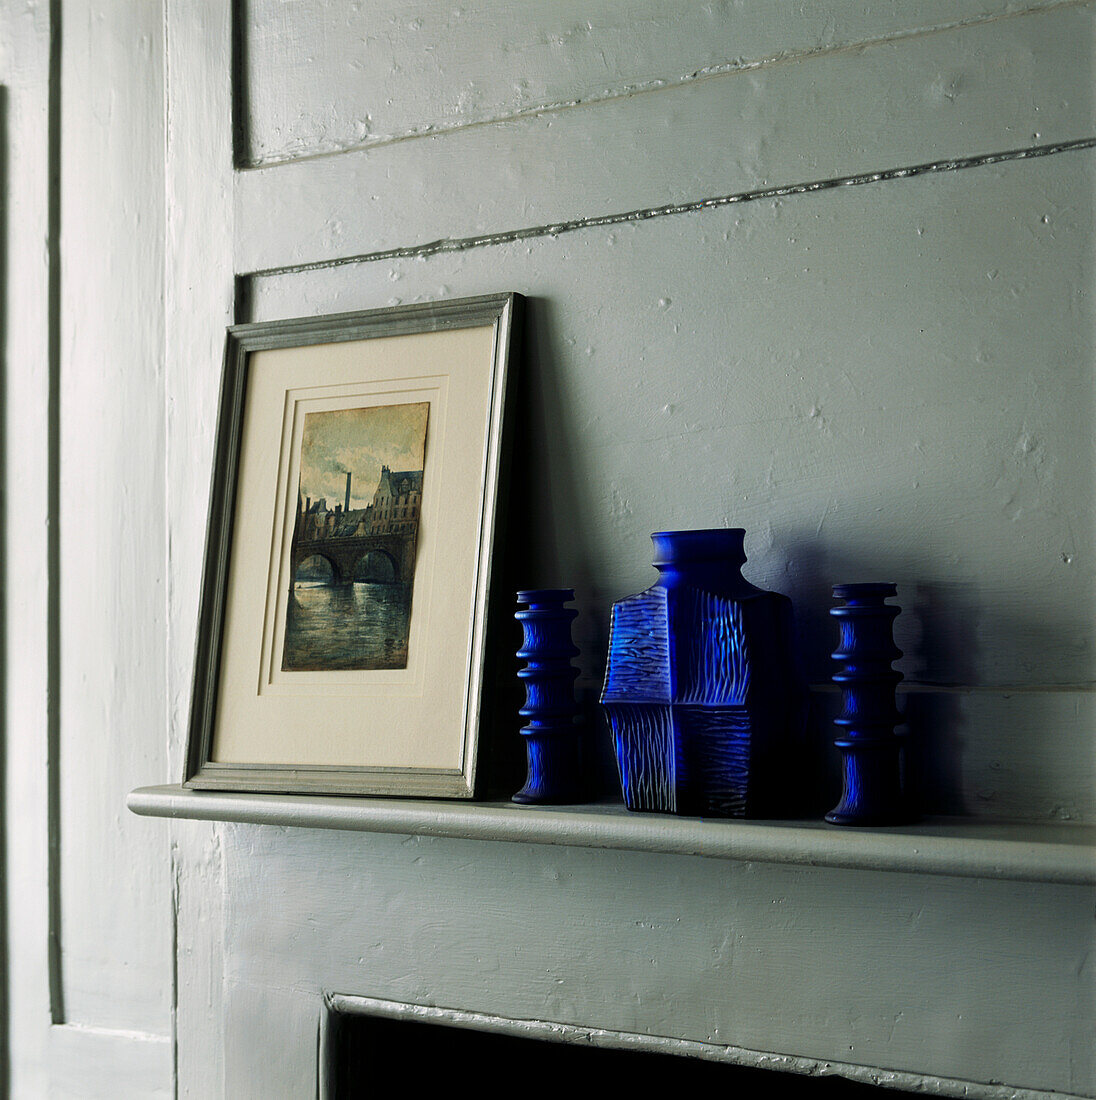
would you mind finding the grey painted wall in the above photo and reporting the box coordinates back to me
[2,1,1093,1096]
[236,0,1096,823]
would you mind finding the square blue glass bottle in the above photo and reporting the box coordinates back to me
[601,530,804,817]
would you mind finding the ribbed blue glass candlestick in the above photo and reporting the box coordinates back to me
[512,589,582,804]
[826,583,910,826]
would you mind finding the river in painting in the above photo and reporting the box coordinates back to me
[282,579,412,671]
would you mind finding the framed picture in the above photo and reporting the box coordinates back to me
[183,293,522,798]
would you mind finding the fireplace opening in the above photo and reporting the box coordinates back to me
[328,1006,925,1098]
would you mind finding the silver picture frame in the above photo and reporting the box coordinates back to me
[184,292,522,798]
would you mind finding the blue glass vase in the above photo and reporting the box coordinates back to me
[600,530,802,817]
[826,583,910,826]
[512,589,582,804]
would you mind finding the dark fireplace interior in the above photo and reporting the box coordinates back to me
[332,1011,925,1097]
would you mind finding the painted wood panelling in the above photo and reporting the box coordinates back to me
[236,4,1096,272]
[247,151,1095,825]
[164,0,235,785]
[48,1026,172,1100]
[0,0,1084,1095]
[4,0,177,1094]
[155,5,1094,1091]
[247,154,1093,694]
[240,0,1085,166]
[218,824,1095,1098]
[57,0,173,1036]
[163,2,235,1097]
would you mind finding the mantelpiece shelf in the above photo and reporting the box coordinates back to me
[127,784,1094,886]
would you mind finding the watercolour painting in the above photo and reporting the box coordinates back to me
[284,403,429,672]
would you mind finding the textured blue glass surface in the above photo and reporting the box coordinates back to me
[600,530,803,818]
[825,583,911,826]
[512,589,582,804]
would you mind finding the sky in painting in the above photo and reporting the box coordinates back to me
[298,402,429,509]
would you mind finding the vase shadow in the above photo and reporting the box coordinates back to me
[775,542,978,820]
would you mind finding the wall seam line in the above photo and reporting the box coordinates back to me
[0,76,9,1100]
[45,0,63,1029]
[242,136,1096,279]
[239,0,1094,170]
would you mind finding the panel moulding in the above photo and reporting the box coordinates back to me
[239,138,1096,280]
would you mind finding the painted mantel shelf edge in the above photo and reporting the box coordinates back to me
[127,785,1094,886]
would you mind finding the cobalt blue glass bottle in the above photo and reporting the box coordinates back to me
[600,530,803,817]
[512,589,582,804]
[826,583,909,825]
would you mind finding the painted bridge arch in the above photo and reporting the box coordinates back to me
[291,532,416,587]
[350,548,399,583]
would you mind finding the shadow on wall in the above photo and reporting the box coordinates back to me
[779,542,977,819]
[494,408,991,814]
[485,296,616,801]
[902,581,979,817]
[492,280,1085,818]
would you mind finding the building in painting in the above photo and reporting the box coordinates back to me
[296,466,422,542]
[368,466,423,536]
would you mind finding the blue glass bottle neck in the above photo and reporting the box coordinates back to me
[652,560,760,597]
[649,531,761,597]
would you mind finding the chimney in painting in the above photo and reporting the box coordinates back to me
[345,472,352,513]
